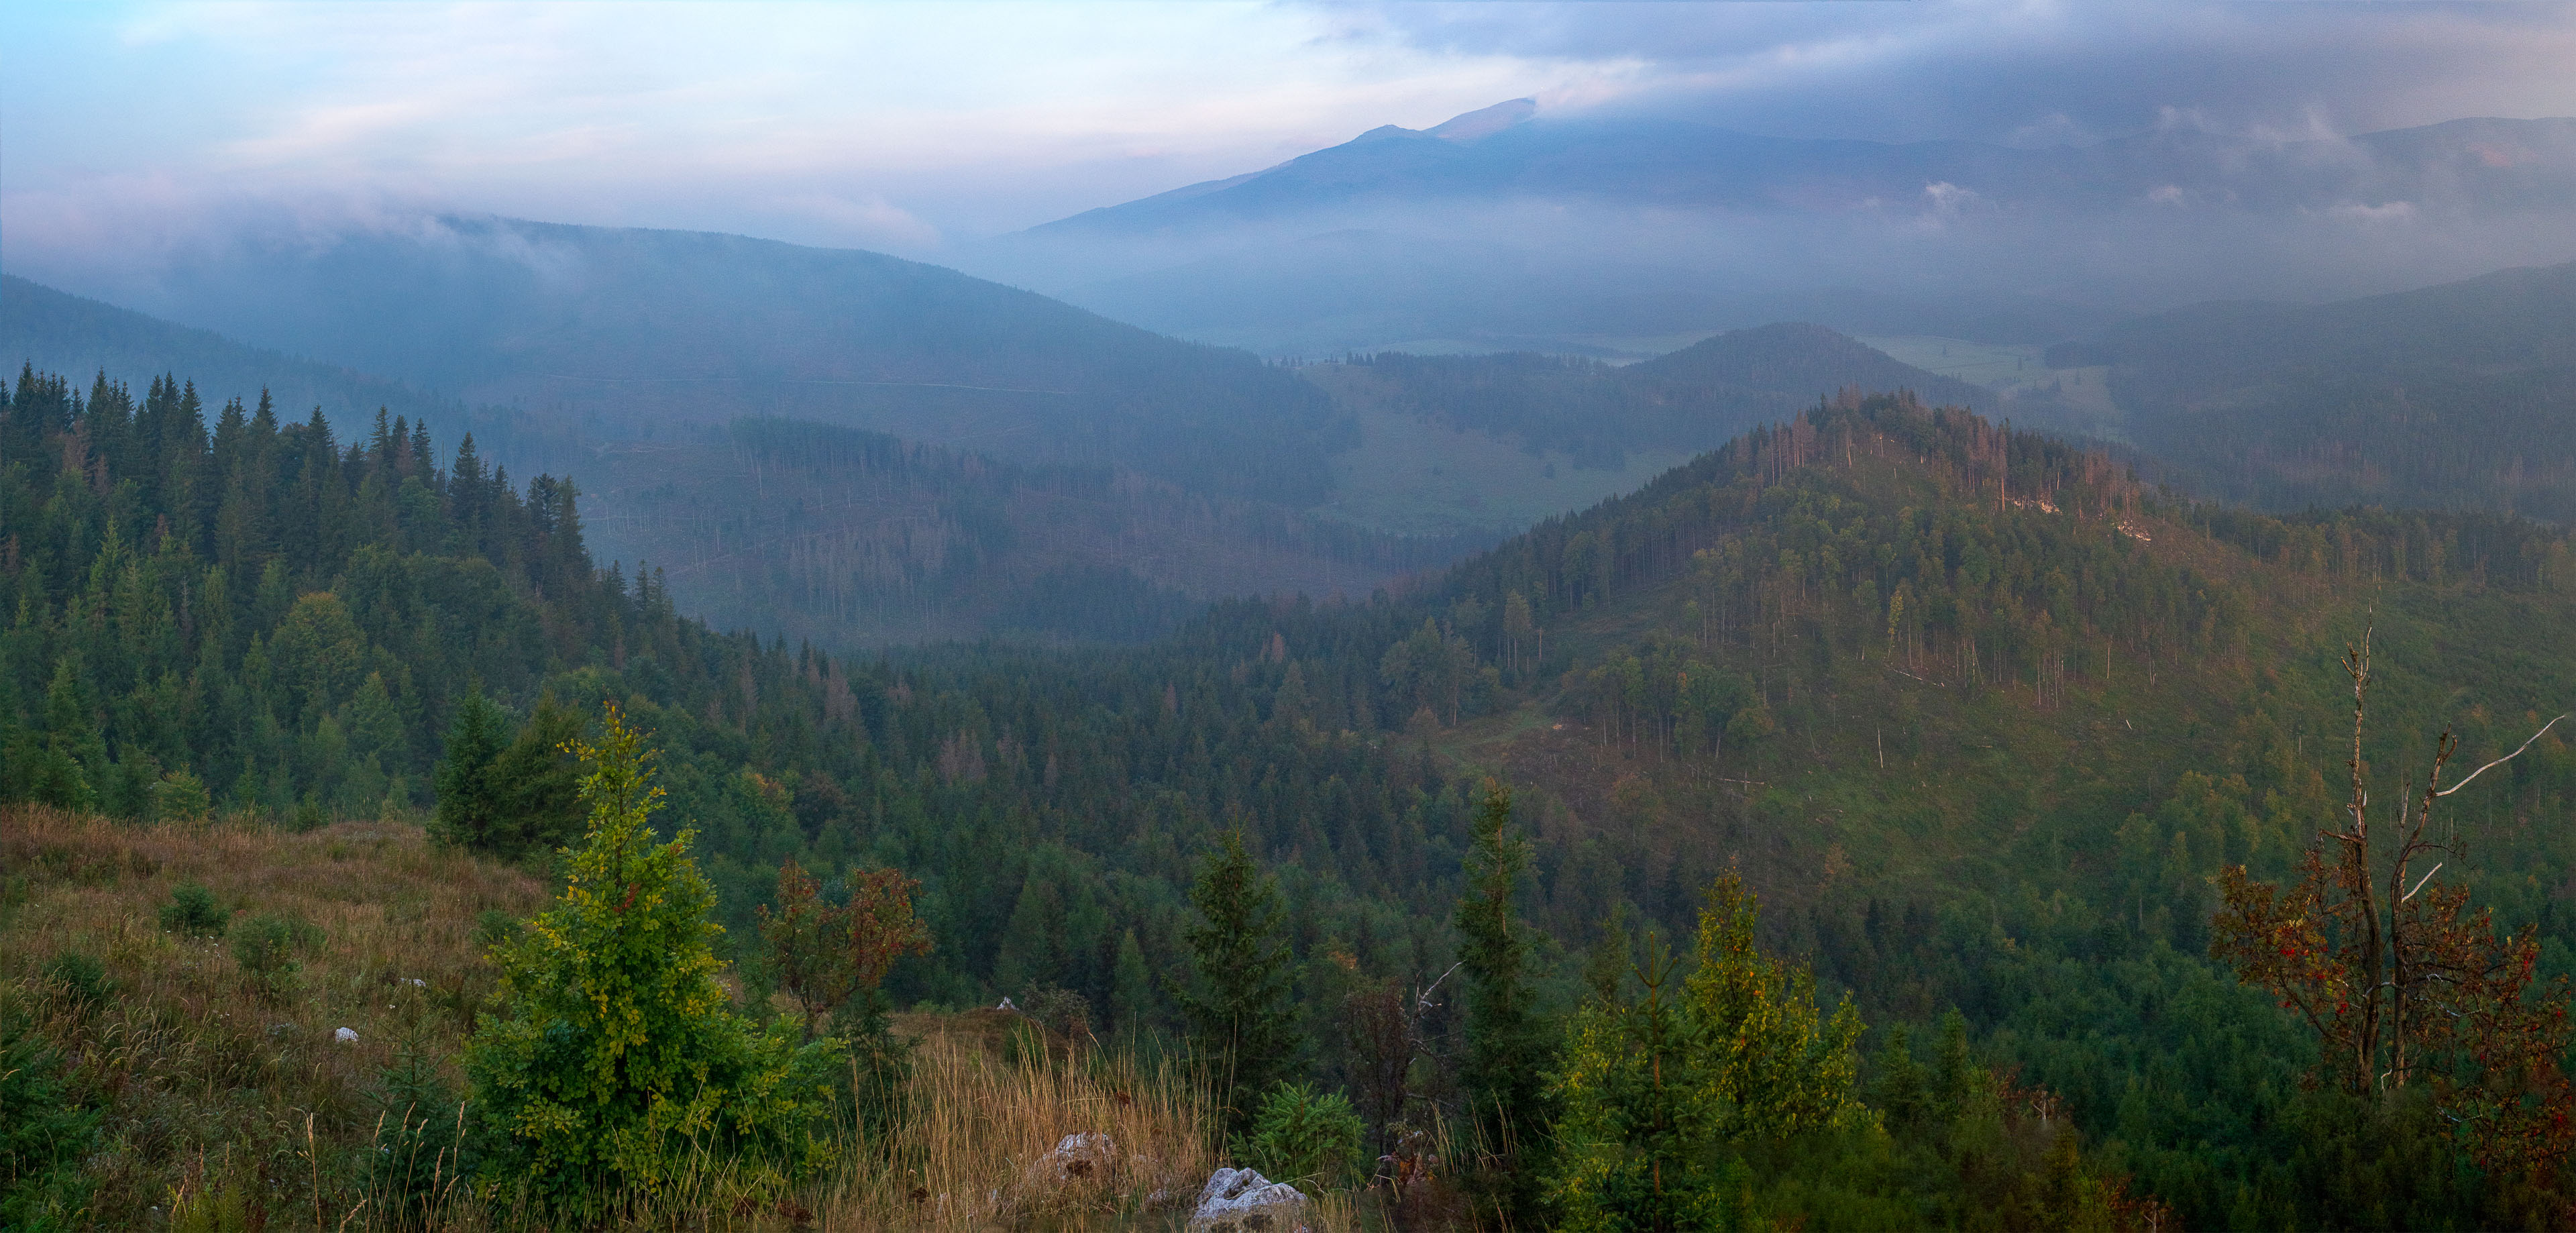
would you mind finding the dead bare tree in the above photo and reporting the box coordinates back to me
[2214,623,2575,1183]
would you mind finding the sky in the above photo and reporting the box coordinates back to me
[6,1,2576,266]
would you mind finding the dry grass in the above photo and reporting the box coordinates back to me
[3,808,1415,1231]
[808,1014,1218,1231]
[1,804,546,1229]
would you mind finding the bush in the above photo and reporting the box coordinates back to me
[158,882,227,937]
[0,1002,97,1230]
[153,769,212,820]
[39,953,109,1010]
[471,908,525,954]
[1234,1081,1365,1191]
[366,1040,470,1216]
[230,913,317,994]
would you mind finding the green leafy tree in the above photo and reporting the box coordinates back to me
[464,705,839,1209]
[152,769,211,820]
[21,659,105,812]
[757,859,933,1041]
[1454,781,1551,1215]
[487,696,584,855]
[1181,829,1303,1132]
[1111,928,1155,1034]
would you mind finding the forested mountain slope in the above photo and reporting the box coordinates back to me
[1307,323,1991,472]
[1421,390,2576,1225]
[578,418,1483,648]
[48,217,1350,504]
[0,275,459,441]
[1,286,1470,646]
[2054,258,2576,519]
[15,362,2576,1226]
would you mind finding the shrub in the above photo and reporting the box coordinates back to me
[153,769,212,820]
[0,1001,97,1230]
[1234,1081,1366,1191]
[229,912,316,994]
[158,881,227,937]
[471,908,525,954]
[464,704,841,1210]
[366,1040,471,1216]
[39,953,109,1010]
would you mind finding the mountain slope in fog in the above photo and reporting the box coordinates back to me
[2056,258,2576,520]
[1309,322,1991,483]
[67,217,1348,504]
[0,274,457,435]
[989,107,2576,356]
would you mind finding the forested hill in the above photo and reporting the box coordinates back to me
[2,282,1471,647]
[15,361,2576,1226]
[1307,322,1990,470]
[1417,389,2576,1226]
[578,417,1485,648]
[0,275,457,441]
[2051,258,2576,520]
[60,218,1351,504]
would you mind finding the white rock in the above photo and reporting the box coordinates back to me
[996,996,1016,1010]
[1186,1167,1307,1232]
[1033,1131,1118,1185]
[333,1026,359,1043]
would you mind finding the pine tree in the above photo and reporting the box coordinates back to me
[464,705,838,1208]
[1181,830,1303,1132]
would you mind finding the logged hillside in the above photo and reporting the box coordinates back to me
[580,418,1484,648]
[2055,259,2576,520]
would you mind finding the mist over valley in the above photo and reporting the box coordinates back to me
[9,6,2576,1230]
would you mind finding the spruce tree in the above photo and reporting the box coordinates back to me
[432,692,511,851]
[464,705,837,1208]
[1454,781,1549,1216]
[1180,830,1302,1132]
[1111,928,1155,1035]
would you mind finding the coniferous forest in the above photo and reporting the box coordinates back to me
[15,362,2576,1231]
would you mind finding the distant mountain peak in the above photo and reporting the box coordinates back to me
[1425,98,1536,143]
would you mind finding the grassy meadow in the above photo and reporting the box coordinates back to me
[0,807,1440,1231]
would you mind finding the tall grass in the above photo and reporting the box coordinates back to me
[804,1017,1216,1230]
[2,805,545,1229]
[5,808,1421,1231]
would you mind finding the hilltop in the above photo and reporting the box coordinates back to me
[2051,258,2576,520]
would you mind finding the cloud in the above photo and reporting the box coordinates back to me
[1,0,1570,264]
[7,0,2576,308]
[1345,1,2576,144]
